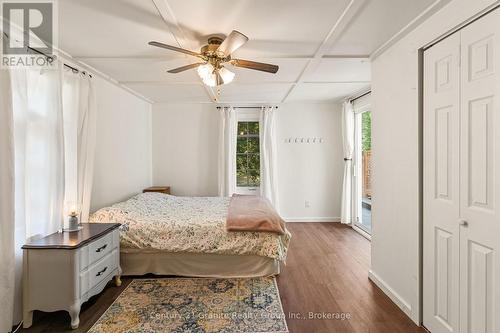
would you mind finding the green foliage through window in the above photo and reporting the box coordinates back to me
[362,111,371,152]
[236,122,260,187]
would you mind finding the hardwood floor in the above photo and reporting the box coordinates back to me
[276,223,425,333]
[20,223,425,333]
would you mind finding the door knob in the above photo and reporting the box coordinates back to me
[459,219,468,227]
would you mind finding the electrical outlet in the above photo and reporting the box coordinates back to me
[305,201,310,208]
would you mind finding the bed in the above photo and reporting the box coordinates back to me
[89,193,291,277]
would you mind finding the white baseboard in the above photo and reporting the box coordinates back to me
[368,270,413,320]
[352,225,371,240]
[283,217,340,223]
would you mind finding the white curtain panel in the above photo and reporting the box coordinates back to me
[62,71,79,215]
[77,75,97,222]
[10,66,65,324]
[0,66,16,333]
[217,106,237,196]
[63,71,97,222]
[260,106,279,209]
[341,101,355,224]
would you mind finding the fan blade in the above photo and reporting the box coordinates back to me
[231,59,279,74]
[167,62,205,73]
[217,30,249,57]
[148,41,204,59]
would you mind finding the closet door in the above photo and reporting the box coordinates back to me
[423,33,461,333]
[459,8,500,333]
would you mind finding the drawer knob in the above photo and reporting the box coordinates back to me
[96,244,107,252]
[96,266,108,277]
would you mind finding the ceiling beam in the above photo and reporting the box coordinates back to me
[322,54,371,59]
[56,50,155,104]
[281,0,368,103]
[370,0,452,59]
[150,0,217,102]
[73,55,371,61]
[120,80,371,86]
[152,98,348,105]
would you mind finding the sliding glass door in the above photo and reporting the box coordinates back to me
[353,108,372,235]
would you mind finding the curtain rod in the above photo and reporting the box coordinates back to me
[349,90,371,103]
[29,47,93,78]
[3,33,92,78]
[216,106,279,109]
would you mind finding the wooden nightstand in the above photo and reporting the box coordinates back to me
[22,223,121,329]
[143,186,171,194]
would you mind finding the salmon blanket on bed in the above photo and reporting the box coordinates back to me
[226,194,286,235]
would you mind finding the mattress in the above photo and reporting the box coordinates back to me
[90,193,290,261]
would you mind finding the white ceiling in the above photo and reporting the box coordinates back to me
[58,0,438,104]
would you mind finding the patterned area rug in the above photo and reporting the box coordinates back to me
[89,277,288,333]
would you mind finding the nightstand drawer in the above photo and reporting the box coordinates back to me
[86,249,118,292]
[80,229,119,271]
[89,233,112,264]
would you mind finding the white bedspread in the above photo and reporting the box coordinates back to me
[89,193,290,261]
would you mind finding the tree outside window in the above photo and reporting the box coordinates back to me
[362,111,371,152]
[236,121,260,187]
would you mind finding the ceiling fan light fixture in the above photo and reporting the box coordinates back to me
[150,31,278,88]
[197,63,234,87]
[219,67,235,85]
[197,63,219,87]
[197,63,214,81]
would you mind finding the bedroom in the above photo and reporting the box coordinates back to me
[1,0,500,332]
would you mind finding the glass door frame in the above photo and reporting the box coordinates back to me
[353,103,372,239]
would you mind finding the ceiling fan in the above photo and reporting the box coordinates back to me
[148,30,279,87]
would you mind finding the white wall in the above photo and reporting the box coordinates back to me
[152,103,219,196]
[152,102,344,221]
[90,78,152,212]
[370,0,499,323]
[276,103,343,221]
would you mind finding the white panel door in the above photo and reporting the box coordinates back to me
[459,8,500,333]
[423,32,461,333]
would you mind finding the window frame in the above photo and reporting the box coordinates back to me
[235,110,261,195]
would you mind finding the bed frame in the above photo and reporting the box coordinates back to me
[120,249,281,278]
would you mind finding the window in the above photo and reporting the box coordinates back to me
[236,121,260,189]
